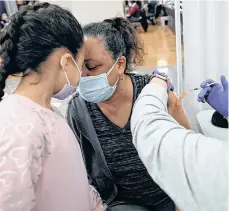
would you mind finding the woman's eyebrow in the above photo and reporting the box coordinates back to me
[84,58,92,62]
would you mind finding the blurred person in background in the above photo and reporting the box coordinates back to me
[0,13,9,29]
[126,1,148,32]
[127,1,142,18]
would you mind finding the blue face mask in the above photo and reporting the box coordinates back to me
[79,58,119,103]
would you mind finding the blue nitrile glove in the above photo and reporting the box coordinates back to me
[198,75,228,117]
[151,70,174,92]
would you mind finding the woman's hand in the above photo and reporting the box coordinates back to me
[89,185,106,211]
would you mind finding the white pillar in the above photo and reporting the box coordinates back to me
[174,0,183,96]
[182,0,228,131]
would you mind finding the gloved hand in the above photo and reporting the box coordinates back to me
[198,75,228,117]
[151,70,174,92]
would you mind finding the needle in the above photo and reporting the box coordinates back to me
[187,82,217,92]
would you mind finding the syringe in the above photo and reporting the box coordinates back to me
[187,82,217,92]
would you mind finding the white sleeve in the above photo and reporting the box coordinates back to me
[131,83,228,211]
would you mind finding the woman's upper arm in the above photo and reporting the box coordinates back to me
[167,91,190,129]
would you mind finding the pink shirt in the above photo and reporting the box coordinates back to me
[127,2,141,17]
[0,94,104,211]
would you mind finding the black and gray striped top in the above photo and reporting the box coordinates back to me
[86,73,173,208]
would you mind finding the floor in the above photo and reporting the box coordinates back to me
[140,25,178,68]
[136,25,180,95]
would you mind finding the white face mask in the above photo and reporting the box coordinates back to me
[53,56,81,100]
[79,58,119,103]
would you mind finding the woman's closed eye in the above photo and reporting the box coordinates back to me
[85,63,100,71]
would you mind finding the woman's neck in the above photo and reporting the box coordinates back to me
[99,74,133,107]
[14,74,54,110]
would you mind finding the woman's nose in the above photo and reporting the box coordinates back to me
[81,66,89,77]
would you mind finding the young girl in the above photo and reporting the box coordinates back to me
[0,2,104,211]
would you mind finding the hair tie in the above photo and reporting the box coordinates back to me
[103,18,119,29]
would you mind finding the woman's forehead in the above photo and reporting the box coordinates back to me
[84,36,111,61]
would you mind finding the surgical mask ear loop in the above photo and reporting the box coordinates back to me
[70,56,82,75]
[60,56,71,86]
[60,56,82,86]
[106,57,120,76]
[63,71,70,85]
[105,57,121,87]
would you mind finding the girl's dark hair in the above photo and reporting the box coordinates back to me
[0,2,83,101]
[83,17,144,72]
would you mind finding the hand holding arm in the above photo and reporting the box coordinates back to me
[150,71,190,129]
